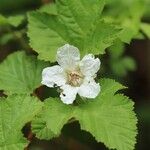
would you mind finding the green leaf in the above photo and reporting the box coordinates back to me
[39,3,57,15]
[119,19,140,43]
[0,51,48,94]
[134,32,145,40]
[122,57,136,71]
[56,0,105,33]
[0,33,14,45]
[111,57,136,77]
[0,14,24,27]
[32,79,137,150]
[32,98,73,139]
[0,94,42,150]
[140,23,150,38]
[28,0,121,61]
[28,12,68,61]
[83,20,121,55]
[0,14,7,25]
[99,78,125,95]
[109,41,125,58]
[74,79,137,150]
[7,15,25,27]
[104,0,146,43]
[109,41,136,77]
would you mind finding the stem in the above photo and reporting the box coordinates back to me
[24,131,33,150]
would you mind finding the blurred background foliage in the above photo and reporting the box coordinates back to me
[0,0,150,149]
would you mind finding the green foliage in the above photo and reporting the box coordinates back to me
[143,0,150,19]
[109,41,124,58]
[140,23,150,38]
[103,0,146,43]
[0,0,41,14]
[32,79,137,150]
[7,15,25,27]
[0,33,14,45]
[83,20,121,56]
[0,14,7,25]
[28,0,121,61]
[0,0,146,149]
[32,99,73,139]
[111,57,136,77]
[0,14,24,27]
[39,3,57,15]
[109,41,136,77]
[0,94,42,150]
[0,51,48,94]
[75,79,137,150]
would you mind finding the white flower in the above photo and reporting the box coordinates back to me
[42,44,101,104]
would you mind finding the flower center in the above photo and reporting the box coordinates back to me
[67,70,84,87]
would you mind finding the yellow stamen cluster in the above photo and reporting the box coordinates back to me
[67,70,84,86]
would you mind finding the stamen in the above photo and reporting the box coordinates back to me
[67,70,84,86]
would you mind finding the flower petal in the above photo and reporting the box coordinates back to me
[80,54,100,77]
[42,65,66,87]
[56,44,80,69]
[60,84,79,104]
[78,79,100,98]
